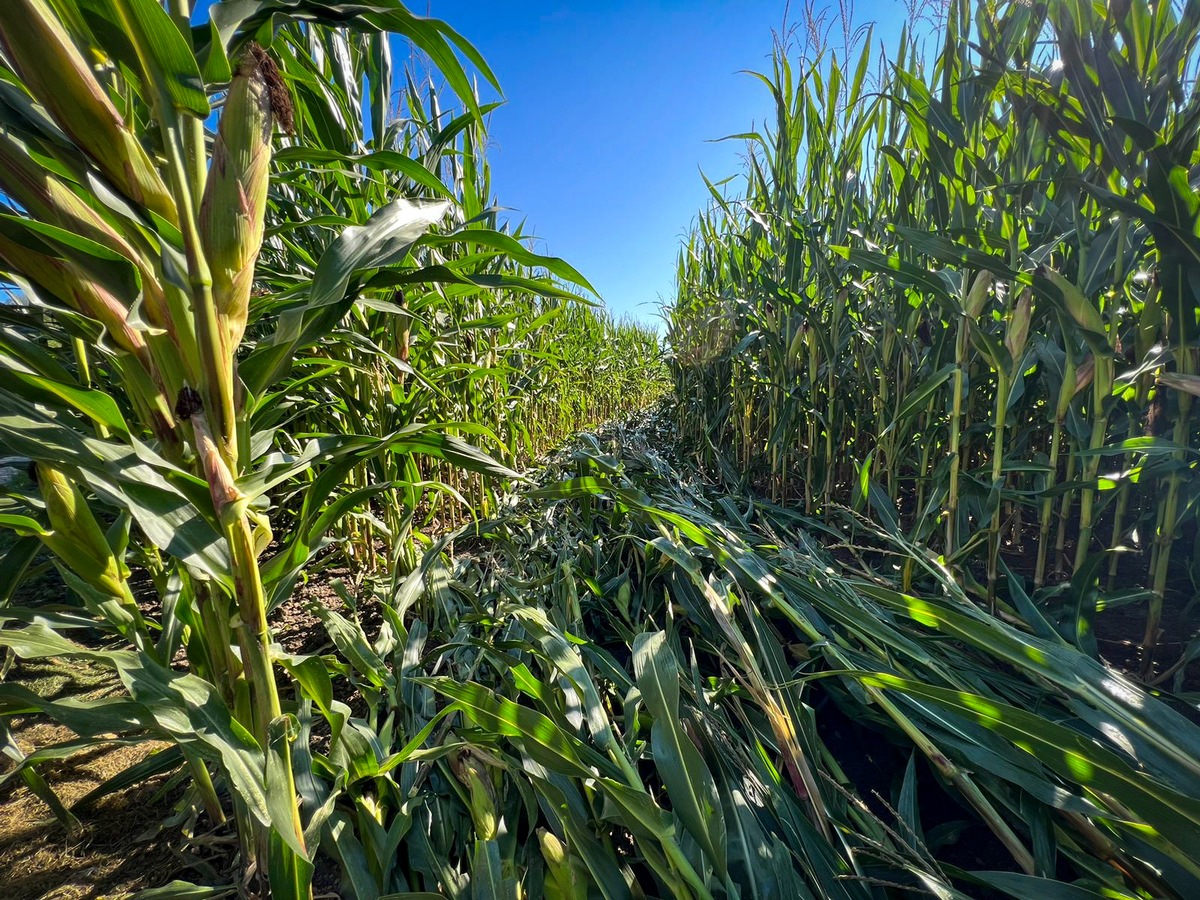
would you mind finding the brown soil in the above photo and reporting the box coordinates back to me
[0,663,184,900]
[0,554,374,900]
[269,560,382,656]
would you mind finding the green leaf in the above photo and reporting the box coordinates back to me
[470,839,516,900]
[633,631,727,875]
[131,882,236,899]
[113,0,210,118]
[1159,371,1200,398]
[969,871,1135,900]
[424,679,613,779]
[0,403,231,584]
[306,198,451,314]
[273,146,452,199]
[859,672,1200,857]
[883,363,957,435]
[422,230,597,294]
[0,370,129,437]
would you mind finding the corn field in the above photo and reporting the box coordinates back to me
[670,0,1200,666]
[0,1,1198,899]
[0,1,661,895]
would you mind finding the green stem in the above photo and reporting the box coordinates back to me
[1073,356,1113,573]
[946,317,969,558]
[226,511,306,851]
[1055,446,1077,578]
[987,371,1009,609]
[1143,347,1194,661]
[165,0,207,208]
[1035,419,1065,589]
[1037,348,1077,588]
[186,754,226,825]
[870,684,1036,874]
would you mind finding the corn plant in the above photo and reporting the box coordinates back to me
[0,1,537,894]
[256,33,666,568]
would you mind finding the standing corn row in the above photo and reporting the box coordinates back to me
[668,0,1200,672]
[0,1,548,894]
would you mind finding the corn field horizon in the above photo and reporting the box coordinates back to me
[0,1,1198,899]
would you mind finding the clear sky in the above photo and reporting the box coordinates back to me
[196,1,914,324]
[425,1,789,324]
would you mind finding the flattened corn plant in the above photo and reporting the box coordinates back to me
[0,1,658,896]
[670,0,1200,677]
[360,414,1200,898]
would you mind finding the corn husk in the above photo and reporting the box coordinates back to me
[964,269,994,318]
[537,830,587,900]
[1074,354,1096,397]
[0,230,147,358]
[1041,265,1106,336]
[450,750,497,840]
[1005,288,1033,363]
[0,133,172,332]
[200,44,291,350]
[177,389,241,521]
[36,464,126,598]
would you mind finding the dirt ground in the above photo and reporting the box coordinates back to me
[0,661,189,900]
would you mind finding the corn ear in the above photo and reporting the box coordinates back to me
[1040,265,1107,336]
[0,0,176,225]
[451,750,498,840]
[1136,282,1163,360]
[0,215,183,436]
[200,44,291,350]
[537,830,587,900]
[176,388,241,523]
[0,229,182,443]
[0,133,173,333]
[0,231,148,358]
[35,464,126,598]
[1055,356,1077,422]
[615,578,632,619]
[1005,289,1032,364]
[964,269,994,318]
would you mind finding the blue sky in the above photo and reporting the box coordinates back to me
[425,1,790,324]
[197,1,913,324]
